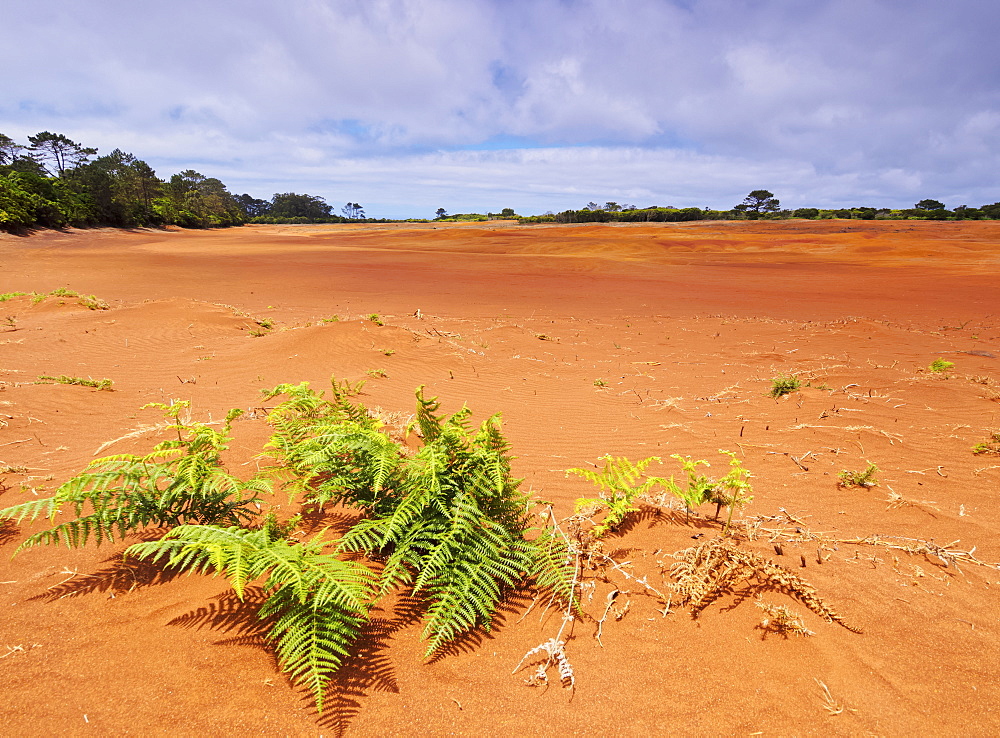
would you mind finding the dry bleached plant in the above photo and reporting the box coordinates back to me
[669,537,861,632]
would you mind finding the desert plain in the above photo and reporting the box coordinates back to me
[1,219,999,736]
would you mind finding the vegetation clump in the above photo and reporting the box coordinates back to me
[972,431,1000,455]
[928,358,955,373]
[1,382,574,711]
[838,463,879,488]
[36,374,114,391]
[769,374,802,398]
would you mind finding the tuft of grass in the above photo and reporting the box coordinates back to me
[27,288,111,310]
[769,374,802,398]
[593,379,607,387]
[838,463,879,488]
[321,315,340,323]
[37,375,114,391]
[972,431,1000,456]
[928,358,955,373]
[366,313,384,326]
[366,368,388,378]
[0,292,29,302]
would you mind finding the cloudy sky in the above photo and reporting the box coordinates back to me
[3,0,999,218]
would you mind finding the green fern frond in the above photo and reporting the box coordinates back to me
[0,496,59,524]
[4,405,267,555]
[128,524,376,713]
[262,589,366,713]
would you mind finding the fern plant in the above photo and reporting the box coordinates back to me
[263,379,403,513]
[338,387,573,656]
[566,455,665,537]
[714,450,754,534]
[665,454,715,521]
[126,523,376,712]
[0,402,269,553]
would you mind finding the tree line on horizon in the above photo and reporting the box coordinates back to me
[3,134,999,232]
[0,131,375,231]
[519,190,1000,224]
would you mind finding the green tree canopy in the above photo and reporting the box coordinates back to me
[914,198,946,210]
[270,192,332,220]
[735,190,780,214]
[27,131,97,176]
[0,133,25,165]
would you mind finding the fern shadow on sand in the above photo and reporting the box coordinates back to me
[30,551,189,601]
[169,587,273,635]
[318,615,402,735]
[0,518,19,547]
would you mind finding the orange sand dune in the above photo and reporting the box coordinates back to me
[1,221,999,735]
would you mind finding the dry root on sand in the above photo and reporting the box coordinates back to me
[514,635,576,689]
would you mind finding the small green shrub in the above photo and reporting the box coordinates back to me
[928,358,955,373]
[769,374,802,397]
[972,431,1000,455]
[593,379,607,387]
[838,464,879,488]
[366,313,384,326]
[37,374,114,391]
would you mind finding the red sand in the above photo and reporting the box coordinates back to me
[1,220,999,735]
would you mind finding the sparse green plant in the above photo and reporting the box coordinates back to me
[715,450,754,535]
[665,455,715,521]
[662,451,752,532]
[381,348,395,356]
[21,288,110,310]
[257,317,274,330]
[838,463,879,488]
[366,368,388,378]
[593,379,607,387]
[972,431,1000,455]
[928,358,955,373]
[321,315,340,323]
[567,456,665,537]
[366,313,384,326]
[769,374,802,398]
[36,374,113,391]
[0,291,28,302]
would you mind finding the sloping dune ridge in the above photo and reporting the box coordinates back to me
[1,220,999,735]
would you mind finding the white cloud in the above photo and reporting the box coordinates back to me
[2,0,999,214]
